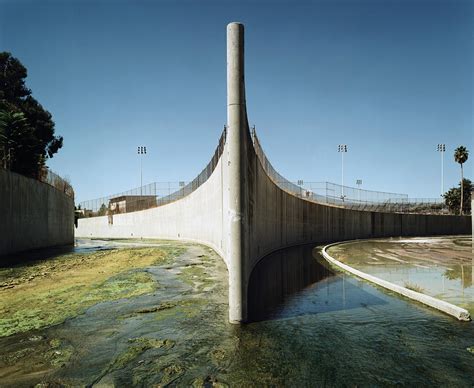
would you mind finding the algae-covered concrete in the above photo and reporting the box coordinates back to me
[0,170,74,256]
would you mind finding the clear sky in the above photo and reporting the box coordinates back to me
[0,0,472,203]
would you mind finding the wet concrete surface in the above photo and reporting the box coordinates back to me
[327,236,474,315]
[1,238,474,386]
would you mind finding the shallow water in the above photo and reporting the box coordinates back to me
[1,239,474,386]
[327,236,474,314]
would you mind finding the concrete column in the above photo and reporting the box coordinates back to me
[227,22,246,323]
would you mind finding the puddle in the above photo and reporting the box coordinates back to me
[327,236,474,314]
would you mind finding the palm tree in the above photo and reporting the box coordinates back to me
[454,146,469,215]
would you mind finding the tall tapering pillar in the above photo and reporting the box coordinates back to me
[227,22,246,323]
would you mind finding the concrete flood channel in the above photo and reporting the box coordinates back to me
[0,238,473,386]
[326,236,474,317]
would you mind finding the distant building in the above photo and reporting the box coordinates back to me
[109,195,157,213]
[75,208,93,217]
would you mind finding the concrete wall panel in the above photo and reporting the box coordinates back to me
[0,170,74,256]
[76,156,228,264]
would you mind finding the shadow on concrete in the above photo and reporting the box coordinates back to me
[247,244,387,322]
[0,244,77,268]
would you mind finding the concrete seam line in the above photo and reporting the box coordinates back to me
[321,241,471,322]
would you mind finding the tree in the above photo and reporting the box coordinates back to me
[443,178,472,215]
[0,109,37,171]
[0,52,63,177]
[454,146,469,215]
[97,203,108,216]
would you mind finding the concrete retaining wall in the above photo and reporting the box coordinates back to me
[244,140,471,272]
[76,156,229,264]
[0,170,75,256]
[238,128,471,321]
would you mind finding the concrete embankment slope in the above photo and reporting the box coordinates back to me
[0,170,74,256]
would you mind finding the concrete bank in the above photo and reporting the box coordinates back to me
[321,241,471,321]
[0,170,74,257]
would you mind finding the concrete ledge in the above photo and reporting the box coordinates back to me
[321,241,471,322]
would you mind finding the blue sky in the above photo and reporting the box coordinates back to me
[1,0,472,203]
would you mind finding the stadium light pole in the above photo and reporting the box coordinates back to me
[138,146,147,196]
[356,179,362,202]
[338,144,348,201]
[437,144,445,197]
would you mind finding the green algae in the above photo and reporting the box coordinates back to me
[116,338,173,368]
[0,271,157,337]
[111,338,175,370]
[179,263,213,289]
[45,344,74,367]
[124,301,180,317]
[0,246,187,338]
[0,336,73,372]
[192,376,230,388]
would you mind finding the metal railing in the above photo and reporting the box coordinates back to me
[40,168,75,199]
[0,164,74,199]
[251,128,447,214]
[78,128,226,216]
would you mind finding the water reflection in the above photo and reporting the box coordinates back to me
[2,240,474,386]
[247,245,387,321]
[327,236,474,315]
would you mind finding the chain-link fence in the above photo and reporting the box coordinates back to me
[0,165,74,199]
[78,128,226,217]
[251,128,447,214]
[78,126,448,217]
[26,166,74,199]
[40,168,75,199]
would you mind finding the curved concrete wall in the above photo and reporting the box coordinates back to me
[76,156,228,262]
[238,113,471,322]
[244,137,471,272]
[75,22,472,323]
[0,170,75,256]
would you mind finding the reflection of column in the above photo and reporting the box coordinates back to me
[461,263,465,299]
[342,273,346,307]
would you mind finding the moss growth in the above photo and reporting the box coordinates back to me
[192,376,229,388]
[0,271,156,337]
[0,247,177,337]
[160,363,184,385]
[45,344,74,367]
[211,348,227,366]
[1,347,34,365]
[179,264,213,291]
[108,337,174,371]
[128,301,179,316]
